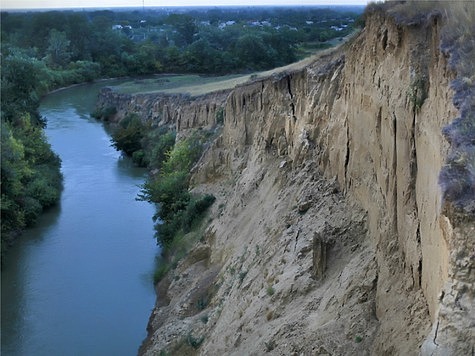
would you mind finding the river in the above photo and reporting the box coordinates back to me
[1,82,158,356]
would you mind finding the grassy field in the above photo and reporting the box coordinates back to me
[112,74,246,96]
[110,31,358,97]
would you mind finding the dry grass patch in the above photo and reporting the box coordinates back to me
[110,31,358,97]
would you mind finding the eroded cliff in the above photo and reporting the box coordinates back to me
[98,4,474,355]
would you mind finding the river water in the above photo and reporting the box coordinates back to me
[1,83,158,356]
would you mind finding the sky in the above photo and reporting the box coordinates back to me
[1,0,369,10]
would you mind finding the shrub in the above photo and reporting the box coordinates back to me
[407,75,428,112]
[91,106,117,121]
[196,295,208,310]
[1,116,63,245]
[186,333,204,349]
[131,149,147,167]
[216,107,225,125]
[139,130,215,247]
[181,195,216,230]
[110,114,147,156]
[153,263,170,284]
[143,128,176,169]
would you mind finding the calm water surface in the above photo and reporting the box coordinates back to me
[1,82,158,356]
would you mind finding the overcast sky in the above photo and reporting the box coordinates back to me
[2,0,369,10]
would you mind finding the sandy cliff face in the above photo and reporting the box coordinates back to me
[100,8,473,356]
[96,88,228,132]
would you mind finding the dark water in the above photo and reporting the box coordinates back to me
[1,83,158,356]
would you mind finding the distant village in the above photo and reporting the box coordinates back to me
[111,16,356,43]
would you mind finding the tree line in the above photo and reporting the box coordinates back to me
[1,7,360,78]
[1,53,63,256]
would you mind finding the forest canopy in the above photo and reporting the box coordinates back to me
[1,6,362,78]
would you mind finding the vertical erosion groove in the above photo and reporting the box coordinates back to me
[287,75,297,121]
[344,121,350,188]
[392,112,399,239]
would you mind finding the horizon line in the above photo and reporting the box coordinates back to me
[1,2,368,11]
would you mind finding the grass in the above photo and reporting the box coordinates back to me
[112,74,244,96]
[107,31,358,98]
[152,237,193,282]
[407,74,428,112]
[152,217,209,284]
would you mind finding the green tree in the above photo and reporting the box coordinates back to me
[137,131,214,245]
[1,116,62,248]
[184,39,220,73]
[1,52,49,123]
[64,13,94,61]
[235,33,277,70]
[110,114,147,156]
[45,29,71,68]
[166,14,197,45]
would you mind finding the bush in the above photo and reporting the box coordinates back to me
[153,263,171,284]
[110,118,177,170]
[138,130,215,247]
[92,106,117,121]
[110,114,147,157]
[186,333,204,349]
[1,115,63,248]
[181,195,216,230]
[132,149,147,167]
[143,128,176,169]
[216,107,225,125]
[407,75,428,112]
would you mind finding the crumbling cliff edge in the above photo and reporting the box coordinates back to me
[97,4,474,355]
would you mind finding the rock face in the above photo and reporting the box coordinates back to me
[95,88,228,132]
[99,7,474,356]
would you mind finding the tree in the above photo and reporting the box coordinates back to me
[166,14,197,45]
[65,13,93,61]
[235,33,277,70]
[1,115,62,245]
[184,39,220,73]
[1,52,49,123]
[110,114,146,156]
[45,29,71,68]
